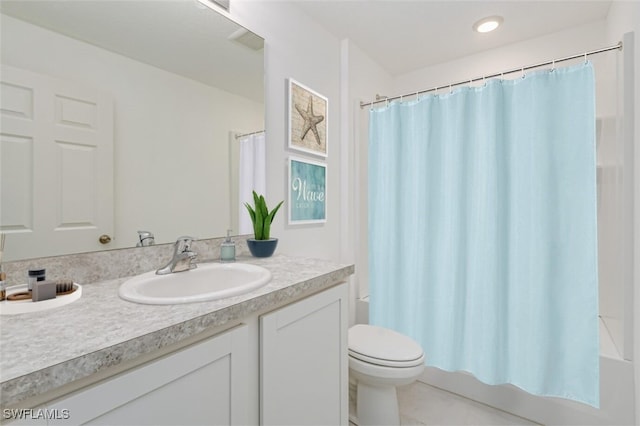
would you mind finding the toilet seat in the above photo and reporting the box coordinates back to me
[348,324,424,368]
[349,349,424,368]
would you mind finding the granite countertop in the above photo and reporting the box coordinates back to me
[0,255,354,408]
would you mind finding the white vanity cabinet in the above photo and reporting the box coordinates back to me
[14,281,349,426]
[46,325,249,426]
[260,282,349,425]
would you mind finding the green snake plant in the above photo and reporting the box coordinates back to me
[244,191,284,240]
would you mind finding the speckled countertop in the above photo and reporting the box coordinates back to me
[0,255,354,408]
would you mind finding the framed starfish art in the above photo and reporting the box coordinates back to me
[288,78,328,158]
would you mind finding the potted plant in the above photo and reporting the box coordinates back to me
[244,191,284,258]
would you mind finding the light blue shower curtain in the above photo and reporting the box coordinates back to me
[369,62,599,407]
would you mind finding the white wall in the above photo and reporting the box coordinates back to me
[343,39,393,323]
[227,2,344,260]
[223,2,395,325]
[605,2,640,423]
[1,14,263,253]
[393,20,608,95]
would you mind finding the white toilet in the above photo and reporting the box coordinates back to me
[348,324,425,426]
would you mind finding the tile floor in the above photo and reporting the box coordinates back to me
[397,381,538,425]
[351,381,538,425]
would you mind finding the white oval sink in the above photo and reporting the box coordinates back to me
[118,263,272,305]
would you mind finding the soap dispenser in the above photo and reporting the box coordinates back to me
[220,230,236,262]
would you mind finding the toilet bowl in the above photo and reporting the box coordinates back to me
[348,324,425,426]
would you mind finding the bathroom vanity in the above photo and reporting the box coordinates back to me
[0,254,354,425]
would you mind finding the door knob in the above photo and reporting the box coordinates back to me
[99,234,112,244]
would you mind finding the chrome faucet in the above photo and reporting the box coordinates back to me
[137,230,155,247]
[156,236,197,275]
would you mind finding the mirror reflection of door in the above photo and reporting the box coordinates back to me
[0,1,264,261]
[1,65,114,260]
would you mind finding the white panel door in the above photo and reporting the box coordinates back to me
[260,283,349,425]
[0,65,114,260]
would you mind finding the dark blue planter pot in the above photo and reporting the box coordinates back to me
[247,238,278,258]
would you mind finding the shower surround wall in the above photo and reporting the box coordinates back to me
[349,7,638,425]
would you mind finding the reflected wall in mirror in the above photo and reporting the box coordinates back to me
[0,0,265,261]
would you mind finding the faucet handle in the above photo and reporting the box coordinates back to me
[137,230,155,247]
[175,236,196,253]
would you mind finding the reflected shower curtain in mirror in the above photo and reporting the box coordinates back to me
[239,132,266,235]
[368,63,599,407]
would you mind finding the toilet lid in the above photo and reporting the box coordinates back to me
[348,324,424,368]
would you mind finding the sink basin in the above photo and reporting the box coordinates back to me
[118,263,272,305]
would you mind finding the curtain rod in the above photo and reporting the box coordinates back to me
[360,41,623,109]
[235,130,265,139]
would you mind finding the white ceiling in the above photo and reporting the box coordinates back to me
[1,0,612,96]
[293,0,613,76]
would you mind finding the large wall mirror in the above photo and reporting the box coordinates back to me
[0,0,265,261]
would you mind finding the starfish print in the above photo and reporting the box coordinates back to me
[295,95,324,145]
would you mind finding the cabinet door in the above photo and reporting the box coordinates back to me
[47,325,248,426]
[260,283,348,425]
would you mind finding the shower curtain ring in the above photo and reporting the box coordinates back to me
[584,52,588,63]
[416,91,420,101]
[449,84,452,94]
[521,67,525,79]
[552,60,556,71]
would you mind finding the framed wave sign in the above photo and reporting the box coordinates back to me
[288,78,328,158]
[288,156,327,225]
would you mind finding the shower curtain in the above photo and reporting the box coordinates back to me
[238,132,266,234]
[368,63,599,407]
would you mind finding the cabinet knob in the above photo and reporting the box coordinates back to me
[99,234,112,244]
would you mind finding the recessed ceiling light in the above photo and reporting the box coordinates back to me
[473,16,503,33]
